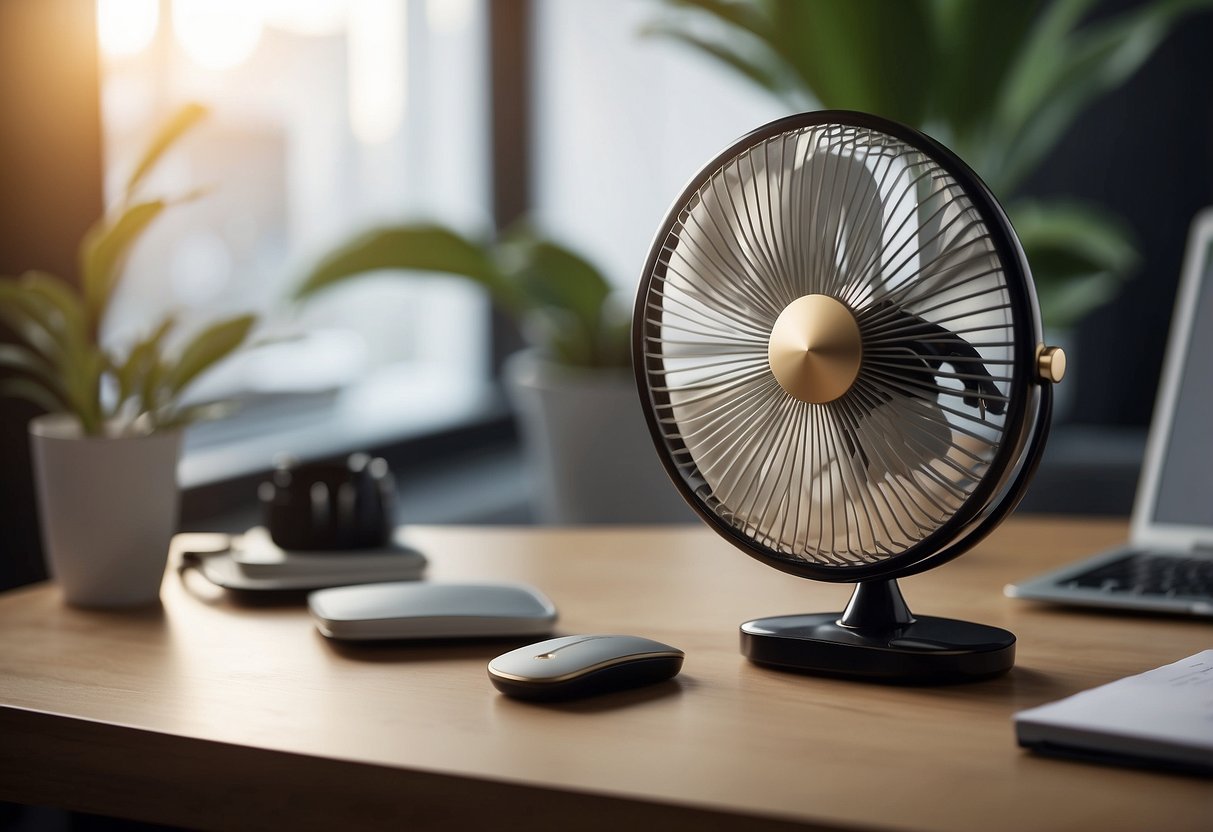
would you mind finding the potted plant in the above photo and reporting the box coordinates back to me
[0,104,256,607]
[643,0,1204,407]
[295,223,690,523]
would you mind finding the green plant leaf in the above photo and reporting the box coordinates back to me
[114,317,176,414]
[640,23,798,101]
[78,199,167,335]
[638,0,1195,330]
[496,230,618,366]
[155,400,240,430]
[498,231,612,325]
[165,314,256,398]
[642,3,800,103]
[0,343,61,390]
[994,0,1101,145]
[0,377,70,414]
[594,314,633,370]
[1010,199,1139,329]
[650,0,939,124]
[124,102,209,203]
[1034,271,1123,331]
[0,275,106,429]
[141,357,167,420]
[766,0,936,124]
[19,271,92,382]
[994,0,1212,191]
[664,0,771,38]
[56,346,106,435]
[294,225,512,306]
[926,0,1042,143]
[0,280,61,361]
[19,270,86,344]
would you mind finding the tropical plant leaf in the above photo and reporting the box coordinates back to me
[156,400,240,430]
[0,343,61,390]
[594,313,633,369]
[664,0,771,38]
[542,314,594,366]
[926,0,1043,145]
[0,377,70,414]
[165,314,256,397]
[1034,271,1123,330]
[0,104,232,431]
[56,346,106,435]
[1011,199,1138,328]
[498,231,612,325]
[639,0,1204,328]
[0,285,102,429]
[16,270,93,383]
[295,221,632,368]
[994,0,1213,191]
[19,270,86,344]
[995,0,1114,145]
[294,225,513,307]
[497,229,619,366]
[141,357,167,419]
[0,280,60,361]
[1011,199,1138,271]
[78,199,167,334]
[650,0,938,124]
[114,317,176,413]
[124,102,209,202]
[640,24,798,101]
[766,0,936,125]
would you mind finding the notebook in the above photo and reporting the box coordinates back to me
[1006,209,1213,617]
[1014,650,1213,775]
[180,527,427,592]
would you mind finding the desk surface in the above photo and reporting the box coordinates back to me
[1,518,1209,831]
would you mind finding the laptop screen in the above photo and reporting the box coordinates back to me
[1151,234,1213,528]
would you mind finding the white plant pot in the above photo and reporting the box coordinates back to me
[504,351,693,524]
[30,414,183,608]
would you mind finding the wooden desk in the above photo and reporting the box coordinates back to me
[0,518,1209,831]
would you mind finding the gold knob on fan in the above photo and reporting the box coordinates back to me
[768,294,862,404]
[1036,345,1067,384]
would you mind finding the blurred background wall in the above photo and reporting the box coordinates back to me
[0,0,104,589]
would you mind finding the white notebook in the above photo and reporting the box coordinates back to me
[180,527,427,592]
[231,527,422,578]
[1015,650,1213,774]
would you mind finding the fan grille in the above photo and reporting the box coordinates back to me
[639,121,1023,569]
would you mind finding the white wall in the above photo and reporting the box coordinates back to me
[532,0,789,295]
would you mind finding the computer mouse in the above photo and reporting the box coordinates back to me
[487,634,684,701]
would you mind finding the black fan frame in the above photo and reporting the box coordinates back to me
[633,110,1052,584]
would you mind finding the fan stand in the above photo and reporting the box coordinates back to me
[740,579,1015,684]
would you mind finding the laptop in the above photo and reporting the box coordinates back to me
[1007,209,1213,617]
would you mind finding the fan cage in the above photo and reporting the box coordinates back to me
[634,111,1043,583]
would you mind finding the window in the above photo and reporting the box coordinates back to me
[532,0,787,293]
[95,0,493,482]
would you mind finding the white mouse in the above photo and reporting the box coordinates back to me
[487,634,684,700]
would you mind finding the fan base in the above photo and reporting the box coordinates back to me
[740,613,1015,684]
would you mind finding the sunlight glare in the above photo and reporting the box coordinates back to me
[348,0,407,145]
[97,0,160,59]
[262,0,348,37]
[173,0,264,71]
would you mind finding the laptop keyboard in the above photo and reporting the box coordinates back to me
[1066,552,1213,599]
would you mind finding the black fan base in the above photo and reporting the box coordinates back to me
[740,613,1015,684]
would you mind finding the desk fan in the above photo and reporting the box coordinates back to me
[634,111,1065,683]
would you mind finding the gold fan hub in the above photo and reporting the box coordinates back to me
[768,294,862,404]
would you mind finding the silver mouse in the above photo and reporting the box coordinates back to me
[488,634,684,700]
